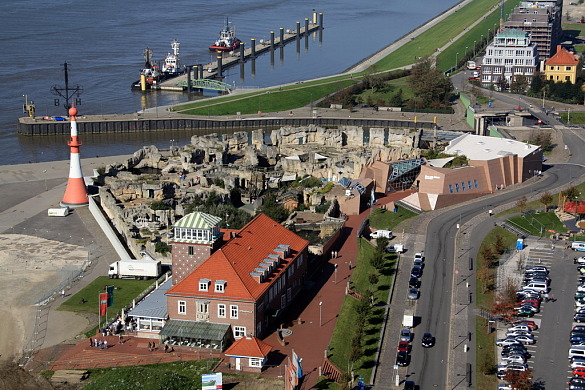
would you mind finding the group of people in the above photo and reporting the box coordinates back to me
[89,338,108,350]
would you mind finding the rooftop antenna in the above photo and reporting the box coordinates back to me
[51,62,83,116]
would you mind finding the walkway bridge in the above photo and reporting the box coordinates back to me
[175,79,232,92]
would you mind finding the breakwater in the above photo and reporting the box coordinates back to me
[17,114,435,136]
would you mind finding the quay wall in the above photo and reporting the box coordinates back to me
[17,116,435,136]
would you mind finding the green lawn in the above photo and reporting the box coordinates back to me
[560,111,585,124]
[476,317,497,390]
[328,238,396,383]
[166,0,512,117]
[75,360,217,390]
[368,205,418,231]
[58,276,153,316]
[507,212,568,237]
[476,227,517,309]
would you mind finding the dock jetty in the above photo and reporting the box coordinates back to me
[156,12,324,92]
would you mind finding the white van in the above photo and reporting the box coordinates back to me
[570,346,585,359]
[573,242,585,252]
[524,282,548,293]
[370,229,393,239]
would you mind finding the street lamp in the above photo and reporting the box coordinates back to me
[319,301,323,327]
[473,40,476,56]
[455,52,459,70]
[43,169,47,191]
[334,263,338,284]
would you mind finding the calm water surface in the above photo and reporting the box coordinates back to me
[0,0,460,165]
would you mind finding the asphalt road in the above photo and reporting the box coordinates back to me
[410,126,585,389]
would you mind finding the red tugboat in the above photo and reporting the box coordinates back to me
[209,18,241,52]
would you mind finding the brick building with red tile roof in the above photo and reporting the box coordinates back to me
[224,336,273,372]
[163,213,309,346]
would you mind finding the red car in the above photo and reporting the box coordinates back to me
[573,367,585,378]
[514,320,538,330]
[398,341,411,353]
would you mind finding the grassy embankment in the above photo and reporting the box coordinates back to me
[313,207,416,389]
[169,0,505,117]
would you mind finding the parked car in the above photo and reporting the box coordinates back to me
[414,253,424,261]
[501,354,527,364]
[403,381,415,390]
[506,329,533,338]
[575,257,585,265]
[387,244,405,253]
[514,320,538,330]
[421,333,435,348]
[572,334,585,346]
[574,367,585,378]
[496,338,523,347]
[409,276,420,288]
[370,229,393,239]
[575,313,585,323]
[507,325,532,333]
[527,266,548,274]
[514,334,536,345]
[396,350,410,367]
[569,376,585,390]
[398,341,411,353]
[410,265,423,278]
[407,287,420,300]
[571,358,585,369]
[575,325,585,332]
[516,306,535,317]
[400,328,412,342]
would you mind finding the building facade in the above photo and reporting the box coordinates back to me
[503,0,563,61]
[544,45,579,84]
[481,29,539,90]
[165,213,309,343]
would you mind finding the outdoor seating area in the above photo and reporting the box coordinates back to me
[159,319,231,352]
[163,339,221,349]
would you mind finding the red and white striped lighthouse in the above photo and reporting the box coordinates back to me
[61,106,89,208]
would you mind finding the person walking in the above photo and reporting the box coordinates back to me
[104,340,108,349]
[89,338,93,348]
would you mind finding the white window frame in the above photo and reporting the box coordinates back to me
[218,304,226,318]
[178,300,186,315]
[215,281,226,293]
[250,357,263,367]
[199,282,208,291]
[234,326,246,338]
[230,304,239,319]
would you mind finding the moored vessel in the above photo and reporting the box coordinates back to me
[131,40,184,90]
[209,18,241,52]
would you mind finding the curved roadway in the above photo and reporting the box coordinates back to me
[411,126,585,389]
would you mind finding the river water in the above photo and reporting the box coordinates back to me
[0,0,459,166]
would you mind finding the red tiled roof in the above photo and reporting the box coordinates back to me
[546,47,579,66]
[224,336,273,358]
[167,214,309,301]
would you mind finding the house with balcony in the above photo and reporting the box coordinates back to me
[480,29,539,90]
[544,45,579,84]
[161,213,309,349]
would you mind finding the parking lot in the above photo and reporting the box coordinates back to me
[495,238,583,389]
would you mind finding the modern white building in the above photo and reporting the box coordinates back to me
[480,29,539,90]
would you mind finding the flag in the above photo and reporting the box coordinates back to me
[106,285,114,307]
[99,292,108,316]
[370,187,375,206]
[292,349,302,379]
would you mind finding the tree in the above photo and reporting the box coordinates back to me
[149,200,172,210]
[480,245,497,268]
[491,293,517,323]
[510,75,529,94]
[259,193,289,223]
[388,89,404,107]
[503,368,533,390]
[539,191,553,212]
[528,129,552,152]
[564,186,580,202]
[477,267,492,293]
[408,58,453,110]
[494,234,506,256]
[516,195,527,214]
[154,241,170,255]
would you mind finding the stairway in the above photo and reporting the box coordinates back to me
[321,357,344,383]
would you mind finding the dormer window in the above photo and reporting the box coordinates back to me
[215,280,227,293]
[199,278,211,291]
